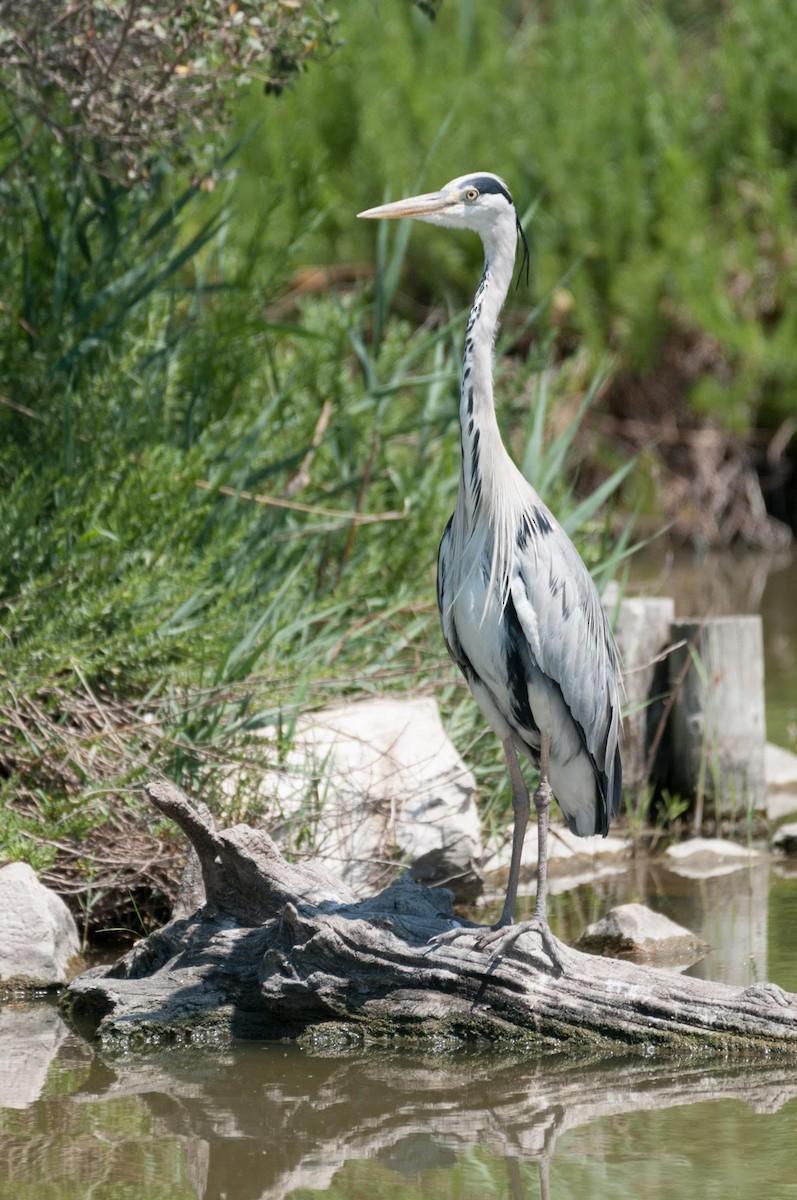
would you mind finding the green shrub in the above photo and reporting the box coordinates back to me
[234,0,797,427]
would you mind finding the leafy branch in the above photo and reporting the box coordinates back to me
[0,0,342,179]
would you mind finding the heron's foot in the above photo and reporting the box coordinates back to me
[475,916,565,972]
[428,916,565,972]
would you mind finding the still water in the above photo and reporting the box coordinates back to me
[2,548,796,1199]
[2,862,797,1200]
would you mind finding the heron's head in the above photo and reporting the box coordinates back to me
[358,172,529,281]
[358,172,516,235]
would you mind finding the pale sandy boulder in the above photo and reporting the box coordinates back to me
[0,862,80,986]
[225,697,483,900]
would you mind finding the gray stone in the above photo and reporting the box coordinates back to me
[577,902,708,965]
[0,862,81,986]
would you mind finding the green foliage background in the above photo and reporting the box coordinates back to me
[1,0,795,921]
[238,0,797,431]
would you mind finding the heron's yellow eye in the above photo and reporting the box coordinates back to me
[465,187,479,201]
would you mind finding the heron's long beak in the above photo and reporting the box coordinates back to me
[357,191,450,220]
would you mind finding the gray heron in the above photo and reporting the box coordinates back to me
[359,173,622,949]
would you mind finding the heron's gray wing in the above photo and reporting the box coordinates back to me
[509,506,622,816]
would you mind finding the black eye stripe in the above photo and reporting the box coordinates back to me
[463,174,514,205]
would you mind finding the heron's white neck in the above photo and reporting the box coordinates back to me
[458,215,518,526]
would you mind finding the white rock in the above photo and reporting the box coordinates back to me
[0,862,80,986]
[547,826,631,862]
[663,837,763,879]
[225,697,483,899]
[577,902,708,964]
[480,823,631,910]
[482,822,630,877]
[766,742,797,821]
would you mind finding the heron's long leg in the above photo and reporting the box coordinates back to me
[497,737,530,928]
[469,729,563,969]
[429,733,564,971]
[533,731,553,923]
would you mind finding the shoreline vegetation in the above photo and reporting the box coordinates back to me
[1,0,795,936]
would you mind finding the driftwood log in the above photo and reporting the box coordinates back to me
[64,779,797,1054]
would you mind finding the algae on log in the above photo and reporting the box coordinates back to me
[63,780,797,1053]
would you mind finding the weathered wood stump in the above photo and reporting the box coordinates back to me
[612,595,676,793]
[668,615,767,820]
[63,779,797,1054]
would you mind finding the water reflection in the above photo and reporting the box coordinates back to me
[2,990,797,1200]
[0,1000,73,1110]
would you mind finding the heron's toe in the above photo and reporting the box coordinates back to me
[475,917,566,972]
[426,923,484,952]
